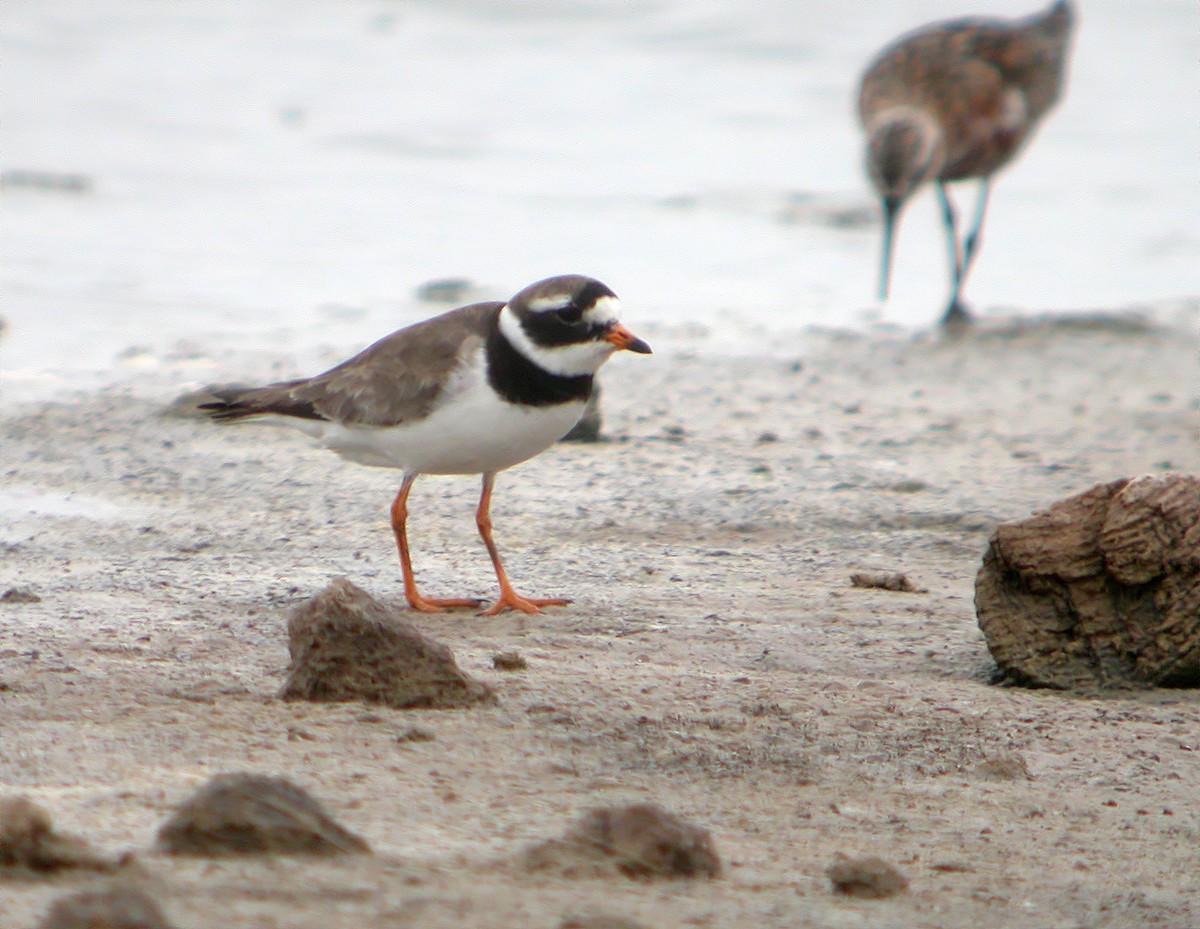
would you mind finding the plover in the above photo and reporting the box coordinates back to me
[859,0,1074,324]
[200,274,651,615]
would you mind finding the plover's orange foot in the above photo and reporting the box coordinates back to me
[407,595,486,614]
[479,594,571,617]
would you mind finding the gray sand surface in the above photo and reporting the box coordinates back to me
[2,318,1198,928]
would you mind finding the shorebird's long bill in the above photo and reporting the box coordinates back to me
[878,196,900,302]
[604,324,652,354]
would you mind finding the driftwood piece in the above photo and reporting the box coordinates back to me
[975,475,1200,689]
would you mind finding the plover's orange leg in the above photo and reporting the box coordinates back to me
[390,475,483,613]
[474,472,570,616]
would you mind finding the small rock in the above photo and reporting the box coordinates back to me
[280,578,493,709]
[827,855,909,898]
[822,205,876,229]
[850,572,926,593]
[1,588,42,604]
[156,772,370,857]
[1,170,92,193]
[0,796,114,874]
[973,754,1030,781]
[561,388,604,443]
[38,884,175,929]
[526,803,720,880]
[416,278,475,304]
[930,860,974,873]
[396,726,435,744]
[493,650,528,671]
[559,916,651,929]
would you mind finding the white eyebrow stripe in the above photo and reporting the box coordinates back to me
[586,295,622,325]
[528,295,573,312]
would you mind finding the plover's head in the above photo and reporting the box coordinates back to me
[499,275,652,377]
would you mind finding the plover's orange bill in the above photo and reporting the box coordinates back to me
[859,0,1074,325]
[200,274,650,616]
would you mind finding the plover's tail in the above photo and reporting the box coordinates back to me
[197,381,320,423]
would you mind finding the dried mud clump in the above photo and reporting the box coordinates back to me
[156,772,370,857]
[492,650,528,671]
[281,578,493,709]
[973,753,1030,782]
[976,475,1200,689]
[1,587,42,604]
[559,916,651,929]
[525,803,720,880]
[849,571,926,592]
[39,884,175,929]
[0,796,114,875]
[826,855,909,898]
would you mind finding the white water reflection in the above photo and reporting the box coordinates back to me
[1,1,1195,402]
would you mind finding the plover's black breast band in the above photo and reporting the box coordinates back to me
[485,322,593,407]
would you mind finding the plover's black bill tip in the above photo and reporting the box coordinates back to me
[605,324,652,354]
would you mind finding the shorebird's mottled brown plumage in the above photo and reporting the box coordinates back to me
[859,0,1075,325]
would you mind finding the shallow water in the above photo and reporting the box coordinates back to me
[2,0,1196,401]
[0,487,141,523]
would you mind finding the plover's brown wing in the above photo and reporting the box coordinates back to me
[202,301,502,427]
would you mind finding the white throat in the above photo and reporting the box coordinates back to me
[497,300,621,378]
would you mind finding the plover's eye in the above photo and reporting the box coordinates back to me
[554,305,584,325]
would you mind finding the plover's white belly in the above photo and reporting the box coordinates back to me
[248,346,588,475]
[327,399,583,474]
[300,375,584,475]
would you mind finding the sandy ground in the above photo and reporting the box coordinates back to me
[2,316,1199,928]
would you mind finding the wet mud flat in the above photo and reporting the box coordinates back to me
[2,319,1199,928]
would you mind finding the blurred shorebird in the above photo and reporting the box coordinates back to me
[199,275,650,616]
[858,0,1075,325]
